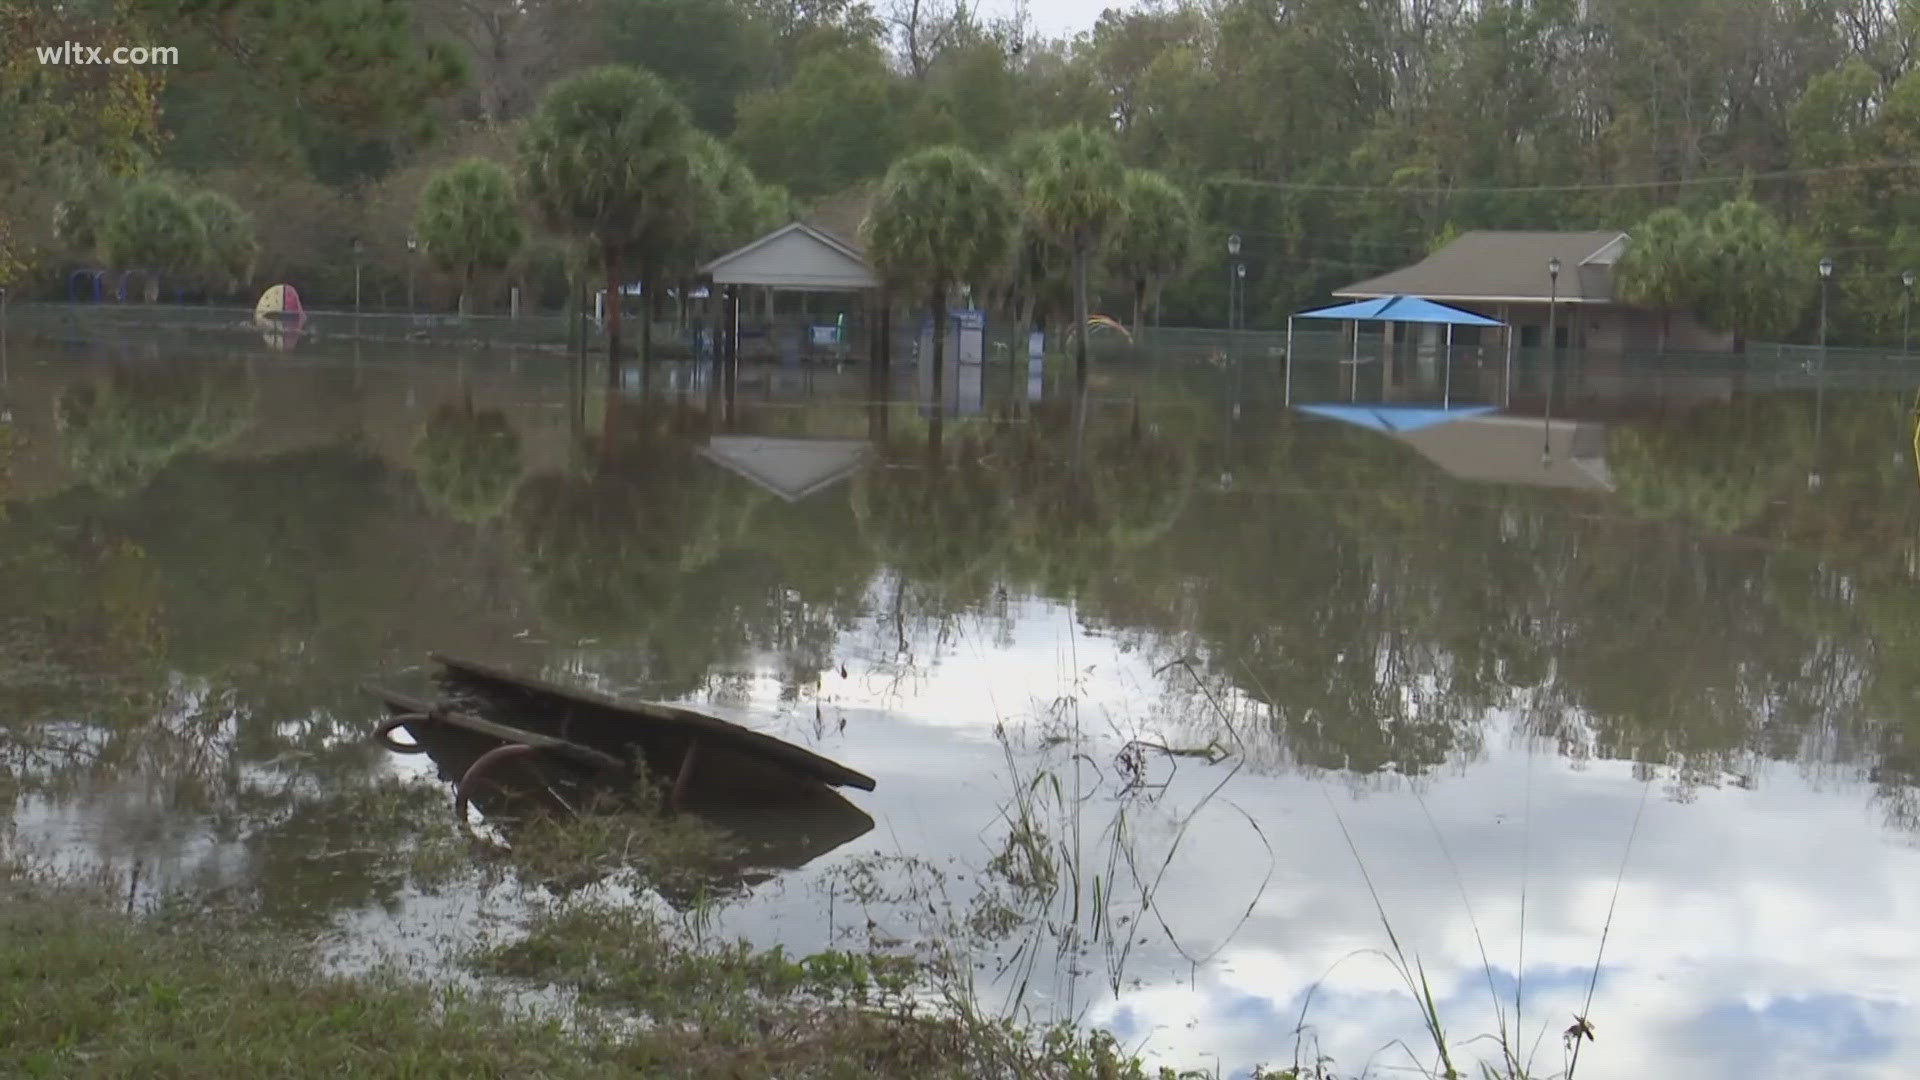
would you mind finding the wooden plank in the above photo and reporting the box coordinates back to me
[364,685,625,773]
[428,653,877,792]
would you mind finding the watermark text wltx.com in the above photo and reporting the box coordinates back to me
[36,42,178,66]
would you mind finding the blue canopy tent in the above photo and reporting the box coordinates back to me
[1286,295,1506,408]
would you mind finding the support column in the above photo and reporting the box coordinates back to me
[1503,304,1515,408]
[1349,320,1361,402]
[1284,317,1295,406]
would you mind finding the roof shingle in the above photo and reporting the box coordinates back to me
[1336,230,1629,303]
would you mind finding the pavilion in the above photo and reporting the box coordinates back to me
[1286,295,1507,407]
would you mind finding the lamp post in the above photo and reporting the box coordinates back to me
[1818,256,1833,366]
[1227,234,1243,331]
[1903,269,1914,361]
[407,233,419,316]
[1544,257,1560,464]
[1546,256,1561,363]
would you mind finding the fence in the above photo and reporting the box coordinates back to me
[15,300,1920,397]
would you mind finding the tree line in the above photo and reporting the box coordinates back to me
[10,0,1920,344]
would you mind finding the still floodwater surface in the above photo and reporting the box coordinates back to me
[3,337,1919,1079]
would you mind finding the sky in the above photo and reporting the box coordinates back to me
[983,0,1121,39]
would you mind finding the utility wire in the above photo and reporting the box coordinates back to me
[1203,158,1920,196]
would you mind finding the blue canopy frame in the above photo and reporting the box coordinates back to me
[1285,295,1509,407]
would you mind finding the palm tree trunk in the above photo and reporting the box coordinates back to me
[1074,238,1091,389]
[1132,278,1146,342]
[640,263,654,368]
[604,245,623,368]
[930,284,947,456]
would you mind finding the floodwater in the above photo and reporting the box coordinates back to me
[4,332,1920,1079]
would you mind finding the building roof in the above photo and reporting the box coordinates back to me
[698,436,872,502]
[1294,295,1505,327]
[1335,231,1630,305]
[1399,416,1614,492]
[1298,405,1614,492]
[699,222,877,291]
[802,183,875,255]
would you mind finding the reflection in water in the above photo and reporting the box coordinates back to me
[55,361,257,497]
[6,341,1920,1076]
[412,398,525,524]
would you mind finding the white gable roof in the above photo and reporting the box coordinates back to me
[699,436,872,502]
[700,222,878,291]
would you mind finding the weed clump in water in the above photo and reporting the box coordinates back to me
[472,896,1203,1078]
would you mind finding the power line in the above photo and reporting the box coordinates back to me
[1203,159,1920,196]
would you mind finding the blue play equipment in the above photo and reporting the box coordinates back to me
[67,269,106,303]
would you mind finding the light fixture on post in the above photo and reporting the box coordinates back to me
[352,237,364,320]
[407,233,419,316]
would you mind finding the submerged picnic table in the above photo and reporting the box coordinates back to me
[366,654,875,818]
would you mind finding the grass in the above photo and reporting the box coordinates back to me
[0,867,1200,1080]
[471,895,1200,1078]
[481,793,746,896]
[0,877,637,1079]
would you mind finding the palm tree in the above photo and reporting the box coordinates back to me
[1695,198,1813,347]
[103,181,206,302]
[1025,125,1125,387]
[997,131,1073,347]
[185,191,257,300]
[863,146,1016,439]
[1616,206,1705,352]
[415,158,525,315]
[655,132,791,335]
[1108,169,1197,339]
[520,65,696,366]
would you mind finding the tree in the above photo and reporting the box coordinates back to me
[732,45,903,197]
[864,146,1015,426]
[186,191,258,299]
[1107,169,1196,338]
[996,131,1071,342]
[1617,199,1813,349]
[600,0,776,134]
[687,136,792,297]
[1024,125,1125,386]
[1615,206,1704,351]
[420,0,593,124]
[103,182,206,302]
[520,65,696,365]
[1694,198,1813,345]
[0,3,164,285]
[415,158,526,314]
[149,0,468,183]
